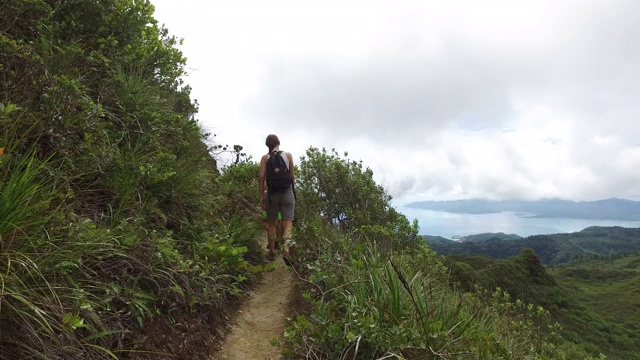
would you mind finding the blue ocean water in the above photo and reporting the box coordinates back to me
[395,206,640,239]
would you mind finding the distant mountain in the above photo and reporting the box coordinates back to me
[407,197,640,220]
[455,232,523,242]
[424,226,640,265]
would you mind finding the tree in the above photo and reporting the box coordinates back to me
[296,147,418,246]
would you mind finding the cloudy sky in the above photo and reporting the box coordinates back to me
[151,0,640,204]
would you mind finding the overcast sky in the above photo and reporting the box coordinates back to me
[151,0,640,204]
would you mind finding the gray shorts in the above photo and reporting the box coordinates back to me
[265,187,295,221]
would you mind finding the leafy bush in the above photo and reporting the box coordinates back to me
[297,147,418,250]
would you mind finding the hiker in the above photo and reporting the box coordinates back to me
[259,134,295,261]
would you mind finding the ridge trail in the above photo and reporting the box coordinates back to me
[212,238,294,360]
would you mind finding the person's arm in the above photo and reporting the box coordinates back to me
[259,155,268,205]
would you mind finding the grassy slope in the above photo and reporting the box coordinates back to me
[447,252,640,359]
[0,2,268,357]
[550,255,640,341]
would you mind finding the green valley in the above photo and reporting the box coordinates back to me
[437,234,640,359]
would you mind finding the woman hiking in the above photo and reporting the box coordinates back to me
[259,134,295,262]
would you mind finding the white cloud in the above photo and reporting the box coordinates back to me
[151,0,640,203]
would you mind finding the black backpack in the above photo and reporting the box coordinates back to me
[266,150,292,192]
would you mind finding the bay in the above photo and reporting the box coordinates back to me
[395,206,640,239]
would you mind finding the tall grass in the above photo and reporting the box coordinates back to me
[1,2,269,355]
[283,224,584,359]
[0,147,119,359]
[0,138,265,358]
[0,148,52,247]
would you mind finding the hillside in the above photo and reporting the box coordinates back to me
[1,1,266,358]
[426,226,640,264]
[447,251,640,359]
[550,254,640,334]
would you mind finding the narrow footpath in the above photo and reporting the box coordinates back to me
[212,240,294,360]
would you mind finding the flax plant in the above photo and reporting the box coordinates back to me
[285,232,576,359]
[0,148,118,359]
[0,148,52,248]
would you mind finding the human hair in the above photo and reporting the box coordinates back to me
[265,134,280,152]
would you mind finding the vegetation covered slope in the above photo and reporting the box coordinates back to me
[426,226,640,264]
[281,148,597,359]
[445,251,640,358]
[550,254,640,358]
[1,1,264,359]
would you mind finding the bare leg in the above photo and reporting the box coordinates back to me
[266,219,277,259]
[276,220,283,238]
[281,219,293,253]
[263,221,269,248]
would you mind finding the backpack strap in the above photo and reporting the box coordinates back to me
[279,151,295,199]
[268,150,289,170]
[280,152,290,171]
[278,151,295,200]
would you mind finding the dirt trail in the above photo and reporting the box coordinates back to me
[212,242,294,360]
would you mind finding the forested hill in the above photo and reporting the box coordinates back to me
[425,226,640,264]
[408,197,640,220]
[445,251,640,359]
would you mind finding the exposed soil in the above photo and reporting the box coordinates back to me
[127,297,238,360]
[129,236,306,360]
[211,244,296,360]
